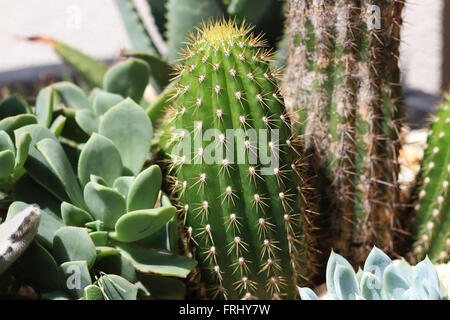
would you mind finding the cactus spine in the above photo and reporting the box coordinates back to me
[283,0,404,265]
[166,20,315,299]
[411,98,450,263]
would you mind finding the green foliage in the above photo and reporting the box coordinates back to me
[299,247,448,300]
[410,98,450,263]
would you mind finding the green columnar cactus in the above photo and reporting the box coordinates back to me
[165,20,315,300]
[283,0,405,265]
[411,98,450,263]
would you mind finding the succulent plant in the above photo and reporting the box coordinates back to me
[283,0,405,265]
[163,20,318,300]
[0,204,41,276]
[2,77,196,299]
[410,97,450,263]
[299,246,448,300]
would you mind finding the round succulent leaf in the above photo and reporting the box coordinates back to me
[103,58,150,103]
[111,206,176,243]
[89,231,108,246]
[78,133,123,187]
[113,176,135,198]
[53,226,96,267]
[123,52,172,89]
[94,254,136,283]
[83,285,104,300]
[0,114,37,137]
[58,260,92,299]
[114,243,197,278]
[127,165,162,211]
[75,109,98,135]
[61,202,93,227]
[0,150,15,179]
[97,274,138,300]
[326,250,354,299]
[92,91,123,117]
[14,131,31,169]
[84,181,126,230]
[52,82,90,110]
[95,246,121,259]
[53,108,89,142]
[0,96,29,119]
[98,98,152,175]
[298,287,319,300]
[35,138,85,209]
[334,265,360,300]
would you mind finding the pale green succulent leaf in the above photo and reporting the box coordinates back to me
[298,287,319,300]
[97,274,138,300]
[127,164,162,211]
[53,226,96,268]
[334,264,359,300]
[58,260,92,299]
[61,202,93,227]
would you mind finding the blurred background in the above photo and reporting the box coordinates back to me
[0,0,449,126]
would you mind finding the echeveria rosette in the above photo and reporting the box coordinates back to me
[298,247,448,300]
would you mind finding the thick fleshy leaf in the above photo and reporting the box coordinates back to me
[326,250,354,299]
[97,274,138,300]
[35,86,58,127]
[61,202,93,227]
[383,263,411,299]
[89,231,108,246]
[84,181,126,230]
[103,59,150,103]
[0,114,37,137]
[83,285,104,300]
[111,207,176,243]
[58,260,92,299]
[75,109,98,135]
[49,115,67,137]
[98,98,152,175]
[115,243,197,278]
[92,91,123,117]
[0,96,29,119]
[52,82,90,110]
[15,124,69,203]
[94,254,136,283]
[14,132,31,169]
[334,265,359,300]
[127,165,162,211]
[0,150,15,179]
[113,176,134,198]
[363,246,392,281]
[412,257,440,300]
[78,133,123,187]
[298,287,319,300]
[35,138,85,209]
[54,108,89,142]
[123,52,171,89]
[0,130,15,153]
[85,220,104,232]
[53,226,96,267]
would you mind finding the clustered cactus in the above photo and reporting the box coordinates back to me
[283,0,405,265]
[410,97,450,264]
[164,20,316,300]
[299,246,448,300]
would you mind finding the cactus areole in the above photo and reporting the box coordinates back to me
[166,20,314,299]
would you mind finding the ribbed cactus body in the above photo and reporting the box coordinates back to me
[411,100,450,263]
[283,0,404,265]
[167,21,313,299]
